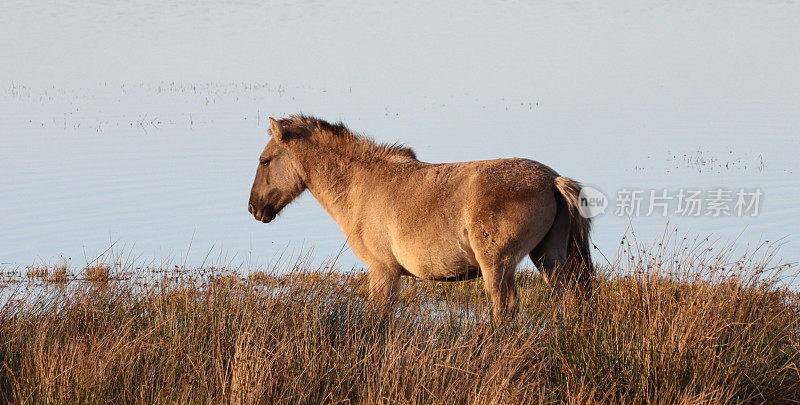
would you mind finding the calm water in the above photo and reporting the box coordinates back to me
[1,1,798,272]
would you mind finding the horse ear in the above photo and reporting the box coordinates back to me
[269,117,287,141]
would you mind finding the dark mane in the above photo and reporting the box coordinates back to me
[278,114,417,162]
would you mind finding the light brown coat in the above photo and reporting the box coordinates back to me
[248,115,593,318]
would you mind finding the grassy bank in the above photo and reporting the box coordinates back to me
[1,240,799,403]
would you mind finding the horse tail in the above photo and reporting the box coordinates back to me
[553,176,594,295]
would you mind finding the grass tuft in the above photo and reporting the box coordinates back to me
[25,264,48,279]
[247,270,277,285]
[84,263,111,284]
[46,261,68,285]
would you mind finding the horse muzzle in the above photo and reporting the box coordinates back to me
[249,204,276,223]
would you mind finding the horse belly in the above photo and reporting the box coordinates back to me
[393,235,478,281]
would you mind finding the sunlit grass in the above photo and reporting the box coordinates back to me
[1,237,798,403]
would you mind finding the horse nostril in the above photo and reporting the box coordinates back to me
[248,204,255,214]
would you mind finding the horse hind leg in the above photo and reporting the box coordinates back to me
[473,252,519,321]
[530,199,571,298]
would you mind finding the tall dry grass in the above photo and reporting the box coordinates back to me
[0,236,798,403]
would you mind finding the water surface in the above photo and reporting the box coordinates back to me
[1,1,798,273]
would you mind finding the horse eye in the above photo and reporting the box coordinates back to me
[260,158,270,166]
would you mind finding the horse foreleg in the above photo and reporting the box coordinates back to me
[367,265,400,314]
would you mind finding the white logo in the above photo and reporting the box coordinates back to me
[578,186,608,218]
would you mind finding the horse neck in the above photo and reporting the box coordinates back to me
[292,141,380,222]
